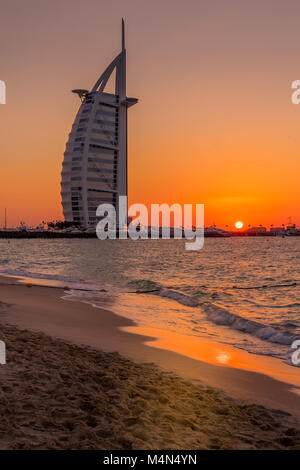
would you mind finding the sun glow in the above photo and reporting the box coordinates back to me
[235,221,244,229]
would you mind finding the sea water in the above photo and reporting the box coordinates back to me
[0,237,299,364]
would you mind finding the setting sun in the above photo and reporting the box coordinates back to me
[235,221,244,229]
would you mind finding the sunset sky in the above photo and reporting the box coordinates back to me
[0,0,299,229]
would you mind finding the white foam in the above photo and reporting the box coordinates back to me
[204,303,295,346]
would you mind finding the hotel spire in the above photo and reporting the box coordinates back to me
[122,18,125,51]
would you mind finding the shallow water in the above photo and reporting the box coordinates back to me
[0,237,299,364]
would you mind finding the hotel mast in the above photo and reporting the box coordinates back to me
[61,19,138,227]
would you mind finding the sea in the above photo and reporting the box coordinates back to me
[0,237,299,365]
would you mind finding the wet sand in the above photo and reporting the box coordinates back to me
[0,275,300,449]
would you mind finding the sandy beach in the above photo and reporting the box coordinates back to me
[1,275,300,449]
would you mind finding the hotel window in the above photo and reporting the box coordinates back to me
[96,108,116,116]
[100,93,119,105]
[92,130,117,138]
[96,109,117,121]
[87,167,116,174]
[89,144,116,155]
[91,131,118,144]
[90,138,117,147]
[93,120,116,128]
[88,159,115,168]
[88,197,114,203]
[87,177,115,183]
[87,189,115,195]
[87,181,116,191]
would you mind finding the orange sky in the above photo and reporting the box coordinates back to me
[0,0,299,229]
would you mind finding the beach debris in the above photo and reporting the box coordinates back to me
[26,283,33,288]
[63,286,71,291]
[99,288,107,292]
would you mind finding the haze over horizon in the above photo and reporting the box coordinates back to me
[0,0,299,229]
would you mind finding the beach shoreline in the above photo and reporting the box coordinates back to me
[1,274,300,449]
[1,324,300,449]
[0,274,300,419]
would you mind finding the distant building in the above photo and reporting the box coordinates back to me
[286,224,298,235]
[270,227,284,234]
[246,226,267,234]
[61,20,138,227]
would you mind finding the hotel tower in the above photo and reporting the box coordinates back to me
[61,19,138,227]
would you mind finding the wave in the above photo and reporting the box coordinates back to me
[242,299,300,309]
[232,282,297,290]
[2,269,297,351]
[127,284,299,348]
[127,279,200,307]
[126,279,161,293]
[272,303,300,308]
[282,321,299,329]
[125,280,299,347]
[203,303,297,346]
[0,268,108,292]
[159,289,199,307]
[0,268,73,282]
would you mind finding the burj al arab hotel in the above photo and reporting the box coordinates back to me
[61,19,138,227]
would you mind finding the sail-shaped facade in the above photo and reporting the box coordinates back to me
[61,20,137,227]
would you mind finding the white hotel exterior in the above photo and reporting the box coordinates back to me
[61,20,137,227]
